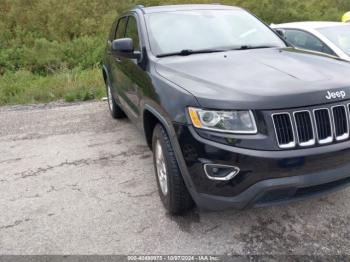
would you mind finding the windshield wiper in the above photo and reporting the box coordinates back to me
[156,45,279,58]
[231,45,279,50]
[157,48,226,58]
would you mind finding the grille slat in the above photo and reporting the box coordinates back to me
[314,109,333,144]
[281,115,288,143]
[272,113,295,148]
[294,111,314,146]
[332,106,349,140]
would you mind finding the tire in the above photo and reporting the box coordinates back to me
[152,123,194,214]
[106,82,126,119]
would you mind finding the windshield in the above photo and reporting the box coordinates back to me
[318,25,350,56]
[145,9,286,56]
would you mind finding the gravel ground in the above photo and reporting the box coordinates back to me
[0,101,349,255]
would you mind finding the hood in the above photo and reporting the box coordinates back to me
[155,47,350,110]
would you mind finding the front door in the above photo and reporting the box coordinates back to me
[111,13,149,122]
[110,16,128,107]
[120,15,143,118]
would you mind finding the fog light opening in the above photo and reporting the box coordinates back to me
[204,164,240,181]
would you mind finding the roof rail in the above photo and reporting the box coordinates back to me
[134,5,144,9]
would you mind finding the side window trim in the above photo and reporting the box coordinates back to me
[125,13,142,52]
[109,20,117,41]
[282,28,336,56]
[114,16,128,40]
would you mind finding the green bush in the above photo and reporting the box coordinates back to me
[0,36,105,75]
[2,0,350,75]
[1,0,350,105]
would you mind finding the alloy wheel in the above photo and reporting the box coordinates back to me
[155,139,168,195]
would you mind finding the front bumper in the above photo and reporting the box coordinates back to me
[174,124,350,210]
[196,167,350,210]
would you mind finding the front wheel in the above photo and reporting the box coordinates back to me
[106,83,126,119]
[152,124,194,214]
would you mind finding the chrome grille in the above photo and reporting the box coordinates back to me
[272,103,350,149]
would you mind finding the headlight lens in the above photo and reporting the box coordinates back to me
[188,107,257,134]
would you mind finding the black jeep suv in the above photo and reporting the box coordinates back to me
[102,4,350,214]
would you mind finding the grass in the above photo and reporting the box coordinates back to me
[0,67,105,106]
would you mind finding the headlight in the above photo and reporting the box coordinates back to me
[188,107,257,134]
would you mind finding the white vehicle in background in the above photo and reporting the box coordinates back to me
[271,22,350,62]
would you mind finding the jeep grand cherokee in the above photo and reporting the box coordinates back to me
[102,4,350,214]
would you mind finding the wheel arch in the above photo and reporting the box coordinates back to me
[142,105,174,150]
[143,109,160,150]
[102,65,110,85]
[142,104,199,205]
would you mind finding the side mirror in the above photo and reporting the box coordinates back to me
[274,29,286,39]
[112,38,141,59]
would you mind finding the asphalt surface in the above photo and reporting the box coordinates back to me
[0,100,349,255]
